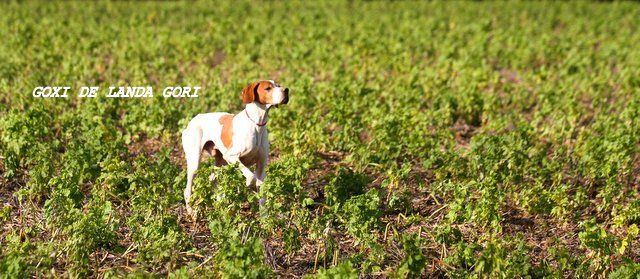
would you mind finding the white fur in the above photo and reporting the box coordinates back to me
[269,80,286,104]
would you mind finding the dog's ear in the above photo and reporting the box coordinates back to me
[241,82,257,104]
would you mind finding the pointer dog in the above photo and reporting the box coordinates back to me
[182,80,289,215]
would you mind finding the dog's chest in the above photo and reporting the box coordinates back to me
[236,128,266,165]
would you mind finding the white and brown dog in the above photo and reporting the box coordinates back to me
[182,80,289,215]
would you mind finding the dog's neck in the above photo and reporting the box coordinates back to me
[244,102,270,127]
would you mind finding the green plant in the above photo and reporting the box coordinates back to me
[2,1,640,277]
[306,261,358,279]
[393,233,426,278]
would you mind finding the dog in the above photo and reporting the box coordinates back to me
[181,80,289,215]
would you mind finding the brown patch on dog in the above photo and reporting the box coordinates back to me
[255,81,274,104]
[241,83,256,104]
[219,114,234,149]
[241,80,274,104]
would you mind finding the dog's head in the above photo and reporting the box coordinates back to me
[241,80,289,106]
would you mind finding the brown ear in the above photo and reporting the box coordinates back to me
[241,82,256,104]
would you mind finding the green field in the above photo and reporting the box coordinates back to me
[1,1,639,278]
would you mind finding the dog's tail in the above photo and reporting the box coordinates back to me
[182,122,203,215]
[182,124,203,169]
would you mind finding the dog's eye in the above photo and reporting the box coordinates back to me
[265,87,272,91]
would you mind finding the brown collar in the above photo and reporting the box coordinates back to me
[245,110,267,126]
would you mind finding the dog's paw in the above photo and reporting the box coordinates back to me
[185,205,196,221]
[245,176,256,187]
[208,173,217,182]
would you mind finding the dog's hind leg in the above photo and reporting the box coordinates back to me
[202,142,226,182]
[182,126,202,217]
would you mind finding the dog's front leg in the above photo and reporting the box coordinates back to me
[255,147,269,206]
[223,154,256,186]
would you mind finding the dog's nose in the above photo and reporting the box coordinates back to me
[283,88,289,104]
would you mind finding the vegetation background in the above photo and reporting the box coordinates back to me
[1,1,639,278]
